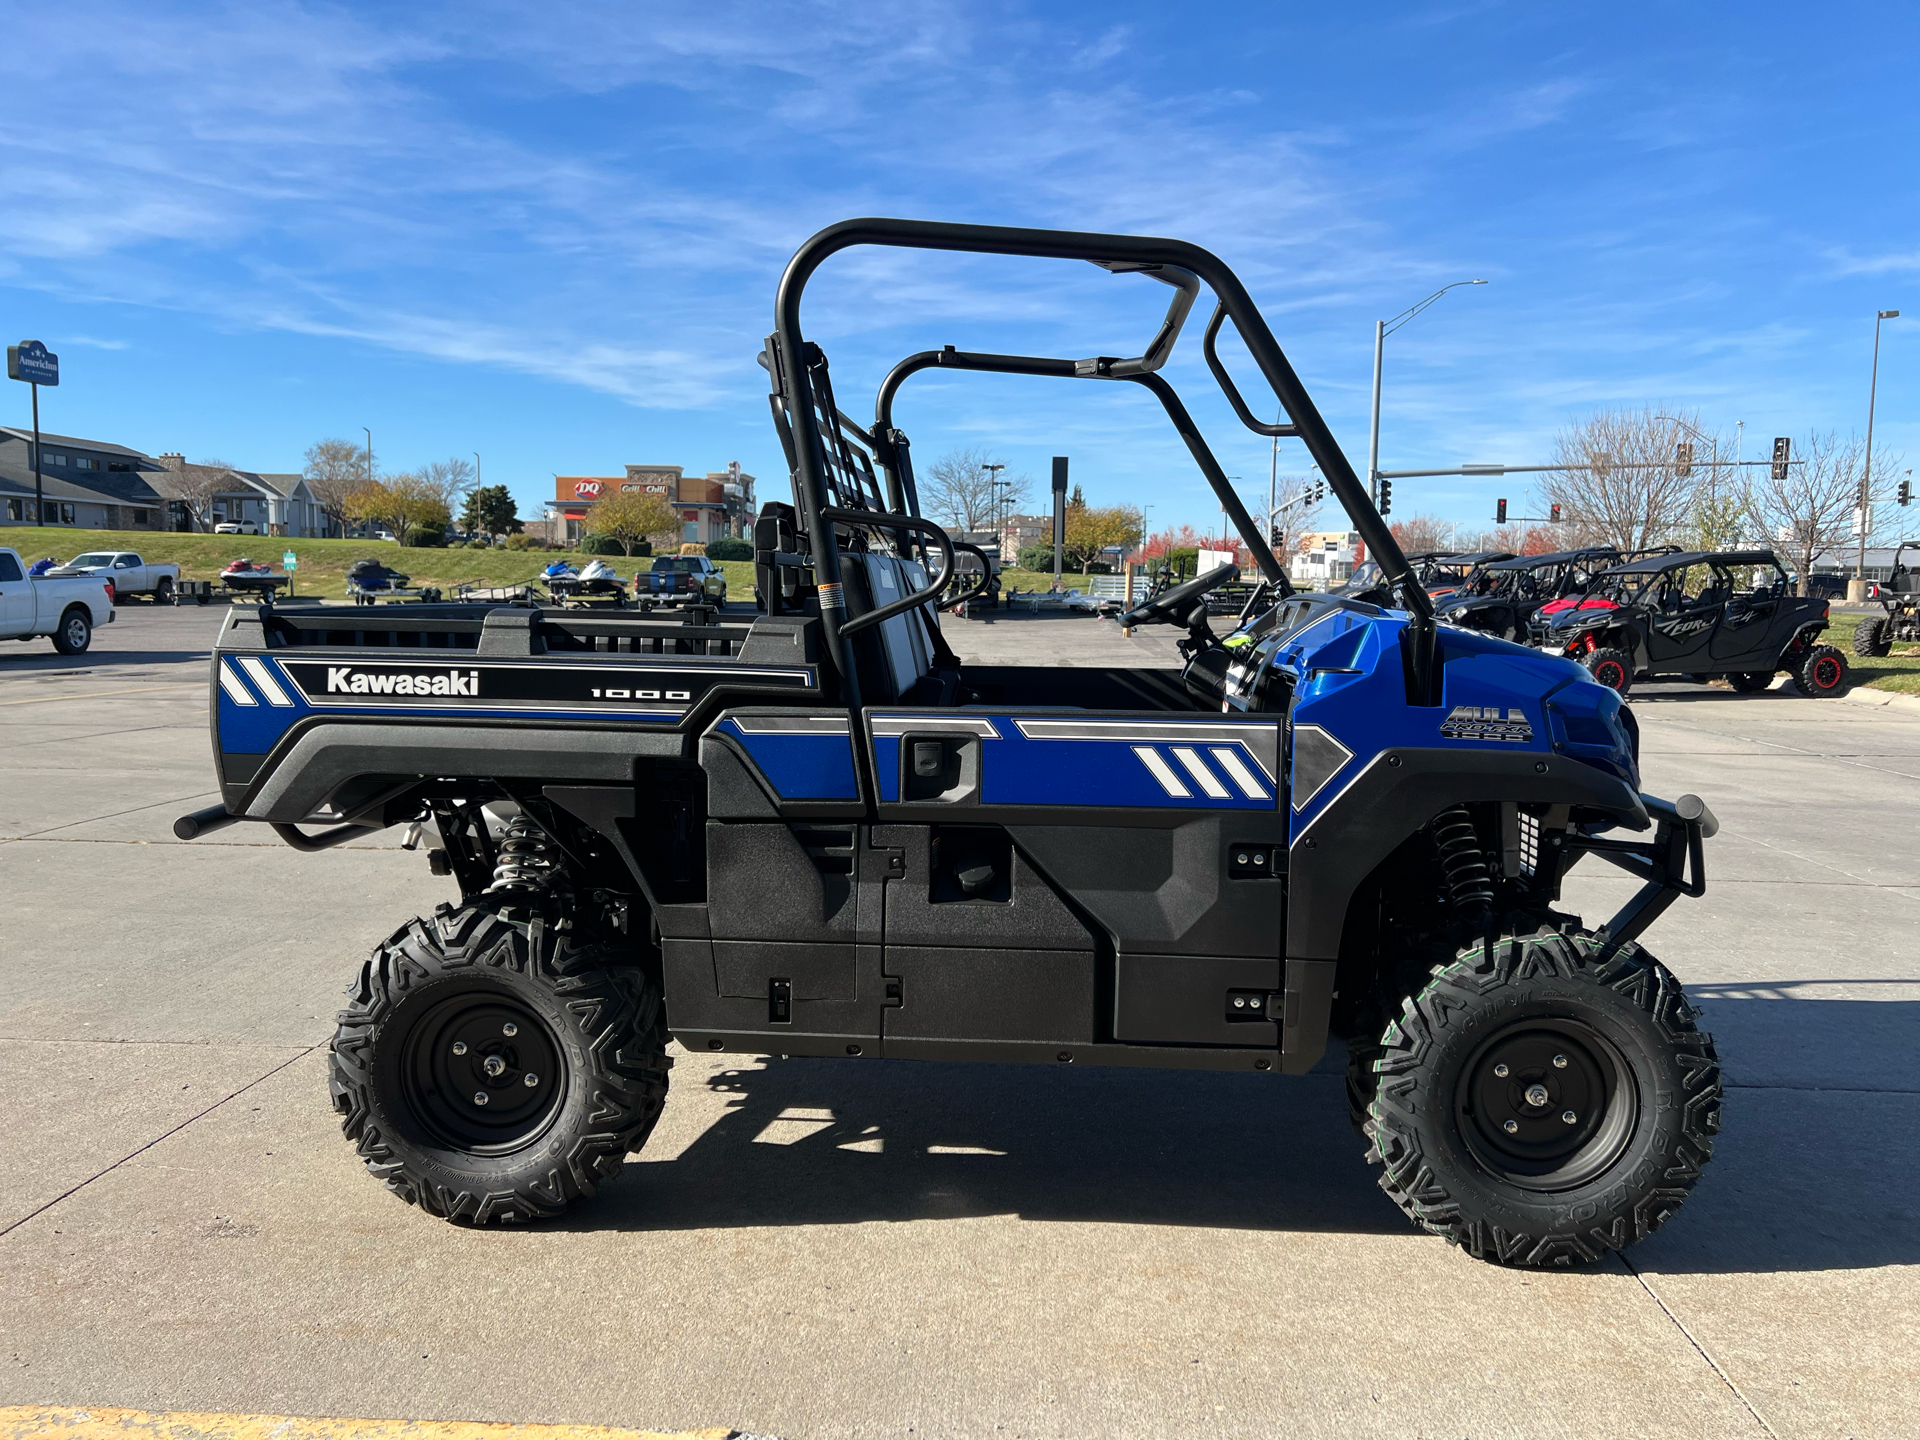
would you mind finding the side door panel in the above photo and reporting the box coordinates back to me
[868,709,1287,1052]
[1644,570,1723,671]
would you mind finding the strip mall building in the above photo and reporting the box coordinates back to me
[542,463,755,548]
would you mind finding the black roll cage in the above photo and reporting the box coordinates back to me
[766,218,1433,709]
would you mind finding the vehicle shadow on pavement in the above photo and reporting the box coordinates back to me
[568,994,1920,1275]
[565,1055,1409,1238]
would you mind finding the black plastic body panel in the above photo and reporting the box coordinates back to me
[1285,747,1644,962]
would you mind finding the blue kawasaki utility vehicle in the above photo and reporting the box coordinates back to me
[178,220,1722,1266]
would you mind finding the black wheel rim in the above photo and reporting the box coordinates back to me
[1453,1019,1638,1191]
[1594,660,1625,690]
[399,985,566,1154]
[1813,655,1841,689]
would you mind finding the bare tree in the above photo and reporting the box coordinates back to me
[1747,431,1895,594]
[420,456,477,517]
[303,438,366,535]
[920,447,1031,532]
[1537,408,1697,552]
[151,456,234,532]
[1389,514,1455,555]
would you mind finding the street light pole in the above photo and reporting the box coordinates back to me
[980,462,1005,550]
[1856,310,1899,587]
[1367,280,1486,506]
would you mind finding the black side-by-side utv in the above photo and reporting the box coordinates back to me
[178,219,1723,1268]
[1854,540,1920,656]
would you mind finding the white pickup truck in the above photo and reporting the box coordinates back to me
[46,549,181,603]
[0,546,117,654]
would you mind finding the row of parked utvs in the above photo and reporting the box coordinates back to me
[1347,544,1857,699]
[178,219,1730,1269]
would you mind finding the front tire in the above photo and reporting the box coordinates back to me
[1852,617,1891,658]
[330,900,669,1224]
[1727,671,1774,692]
[1584,647,1634,695]
[1793,643,1849,697]
[1358,929,1720,1267]
[52,606,92,655]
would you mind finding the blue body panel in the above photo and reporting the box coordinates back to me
[1274,609,1635,844]
[719,717,860,801]
[869,714,1279,810]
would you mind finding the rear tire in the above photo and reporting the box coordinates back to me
[1360,929,1720,1267]
[1727,671,1774,692]
[1794,643,1849,698]
[330,899,669,1224]
[52,606,92,655]
[1852,617,1891,657]
[1584,647,1634,695]
[155,576,175,605]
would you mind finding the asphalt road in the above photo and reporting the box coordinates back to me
[3,601,1916,1439]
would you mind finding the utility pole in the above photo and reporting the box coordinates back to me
[1855,310,1899,595]
[1367,280,1486,506]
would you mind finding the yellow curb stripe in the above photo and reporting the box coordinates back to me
[0,684,203,706]
[0,1410,736,1440]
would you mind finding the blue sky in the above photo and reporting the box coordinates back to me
[4,0,1916,536]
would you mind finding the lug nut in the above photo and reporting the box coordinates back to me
[1502,1119,1519,1134]
[484,1056,506,1078]
[502,1022,519,1037]
[1525,1083,1550,1108]
[473,1091,489,1106]
[1493,1062,1509,1078]
[451,1041,468,1056]
[1562,1110,1578,1125]
[1552,1054,1569,1069]
[524,1073,539,1087]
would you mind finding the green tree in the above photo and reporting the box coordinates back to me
[584,490,677,556]
[461,484,523,537]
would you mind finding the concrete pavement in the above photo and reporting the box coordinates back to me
[2,601,1915,1438]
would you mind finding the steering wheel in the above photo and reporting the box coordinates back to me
[1121,562,1239,629]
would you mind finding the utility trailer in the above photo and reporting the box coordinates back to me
[179,219,1723,1267]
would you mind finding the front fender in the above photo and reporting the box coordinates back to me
[1285,747,1644,964]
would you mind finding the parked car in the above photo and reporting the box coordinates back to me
[213,521,260,536]
[47,550,181,604]
[640,554,728,602]
[1542,549,1846,697]
[0,545,117,653]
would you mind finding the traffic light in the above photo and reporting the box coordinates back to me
[1772,436,1791,481]
[1312,480,1326,504]
[1675,442,1693,478]
[1269,525,1284,546]
[1550,503,1563,523]
[1900,479,1913,507]
[1378,478,1392,515]
[1496,498,1508,524]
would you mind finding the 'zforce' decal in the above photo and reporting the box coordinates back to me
[1441,705,1534,743]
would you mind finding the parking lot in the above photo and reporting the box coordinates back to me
[3,601,1916,1439]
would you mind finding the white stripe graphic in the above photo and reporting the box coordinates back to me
[1132,745,1191,798]
[218,661,257,706]
[1170,746,1231,798]
[236,655,293,706]
[1210,746,1271,800]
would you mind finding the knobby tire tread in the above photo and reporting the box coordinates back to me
[330,898,668,1224]
[1358,928,1721,1268]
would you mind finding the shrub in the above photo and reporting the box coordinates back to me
[706,536,752,561]
[501,533,537,551]
[464,538,492,549]
[1017,542,1056,572]
[580,535,628,556]
[406,527,446,548]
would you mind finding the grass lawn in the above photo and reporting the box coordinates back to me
[5,528,755,603]
[1843,642,1920,695]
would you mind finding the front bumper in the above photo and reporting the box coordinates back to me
[1575,792,1718,947]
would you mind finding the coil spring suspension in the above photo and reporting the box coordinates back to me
[489,814,558,892]
[1430,805,1494,915]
